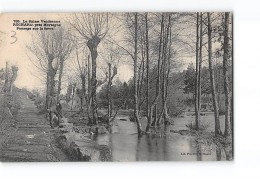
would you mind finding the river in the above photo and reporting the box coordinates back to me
[94,112,232,161]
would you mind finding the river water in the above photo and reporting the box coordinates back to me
[95,112,232,161]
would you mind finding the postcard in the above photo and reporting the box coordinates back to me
[0,12,233,162]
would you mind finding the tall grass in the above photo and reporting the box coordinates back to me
[0,91,22,147]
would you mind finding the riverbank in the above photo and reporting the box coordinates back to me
[0,92,69,162]
[56,108,233,161]
[55,120,112,162]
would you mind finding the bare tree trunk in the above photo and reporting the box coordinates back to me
[158,22,166,126]
[198,12,203,124]
[87,37,100,125]
[107,63,112,118]
[151,14,164,127]
[145,13,151,132]
[163,14,172,125]
[157,13,171,126]
[8,66,18,94]
[207,12,222,136]
[137,31,145,117]
[106,58,117,124]
[49,70,56,99]
[134,13,142,135]
[163,14,171,125]
[223,12,232,137]
[230,14,233,132]
[46,55,56,109]
[80,93,83,112]
[46,73,50,109]
[85,55,92,120]
[195,12,202,130]
[195,13,200,130]
[217,59,221,111]
[154,13,171,126]
[57,58,64,103]
[80,73,86,112]
[71,83,76,110]
[48,54,57,100]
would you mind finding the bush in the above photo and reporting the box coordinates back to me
[219,108,225,115]
[34,96,44,108]
[129,111,135,122]
[0,94,4,121]
[170,107,184,117]
[34,96,47,114]
[0,93,21,116]
[0,92,21,136]
[186,121,210,132]
[0,93,20,148]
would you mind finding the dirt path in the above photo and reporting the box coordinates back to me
[0,94,68,162]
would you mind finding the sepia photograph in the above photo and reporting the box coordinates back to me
[0,12,233,162]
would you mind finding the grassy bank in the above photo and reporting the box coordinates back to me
[0,89,22,148]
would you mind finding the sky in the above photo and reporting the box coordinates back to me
[0,13,137,91]
[0,13,196,91]
[0,13,63,90]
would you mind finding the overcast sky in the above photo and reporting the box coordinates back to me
[0,13,196,91]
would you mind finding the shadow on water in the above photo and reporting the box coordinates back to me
[94,114,232,161]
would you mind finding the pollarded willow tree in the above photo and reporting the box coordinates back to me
[99,46,120,119]
[8,65,18,94]
[70,13,110,125]
[27,26,73,109]
[27,30,59,109]
[56,27,74,103]
[74,43,89,113]
[2,62,18,94]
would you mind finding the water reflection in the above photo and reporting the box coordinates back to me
[224,147,233,161]
[94,115,232,161]
[196,141,202,161]
[216,147,222,161]
[108,130,199,161]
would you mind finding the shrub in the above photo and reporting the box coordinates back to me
[34,96,45,108]
[0,94,4,122]
[129,111,135,122]
[186,121,210,132]
[0,93,21,116]
[171,107,184,117]
[33,95,48,114]
[219,108,225,115]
